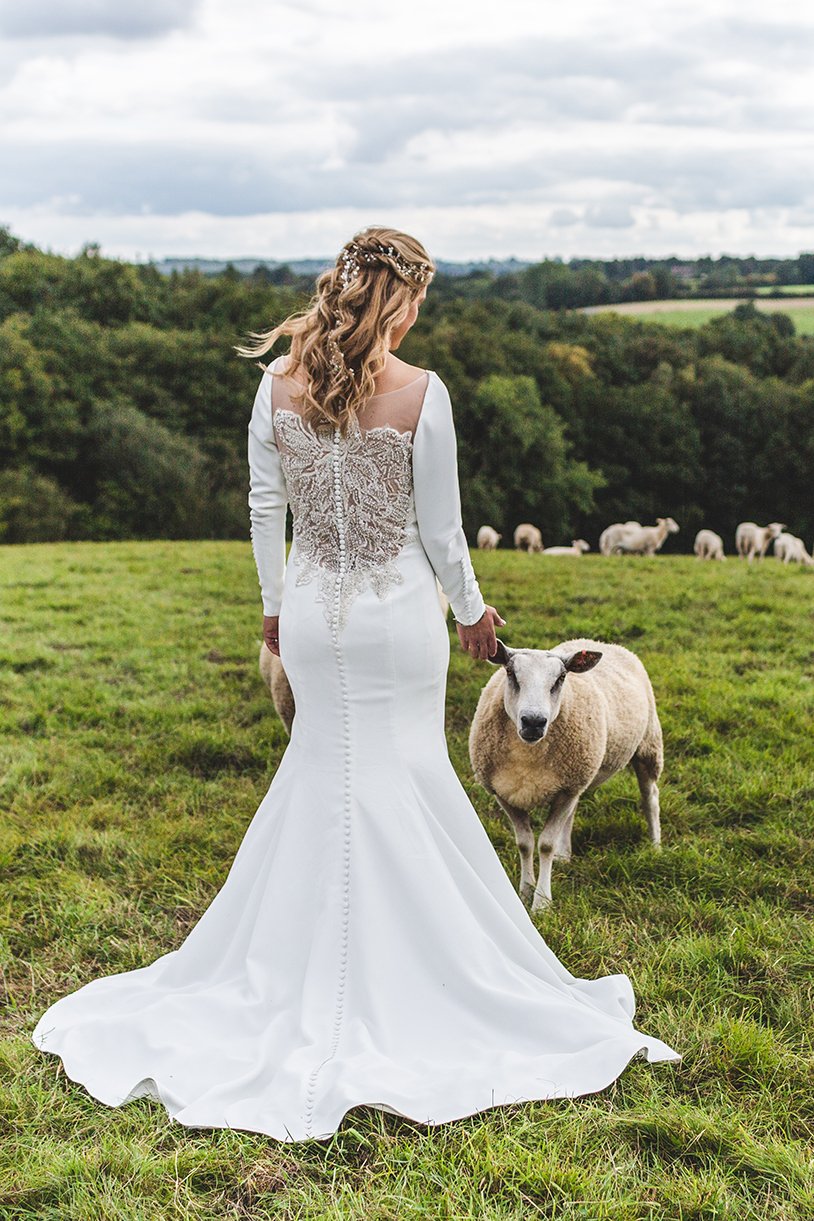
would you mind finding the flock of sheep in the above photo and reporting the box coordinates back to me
[477,518,814,566]
[258,512,809,914]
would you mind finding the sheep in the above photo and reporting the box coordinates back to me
[477,525,502,550]
[693,529,726,561]
[258,642,295,735]
[541,539,591,557]
[513,523,544,553]
[599,521,641,556]
[612,517,679,556]
[260,578,451,734]
[469,637,662,910]
[735,521,785,562]
[773,532,814,566]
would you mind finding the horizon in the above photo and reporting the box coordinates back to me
[9,232,814,268]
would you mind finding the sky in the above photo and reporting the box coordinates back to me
[2,0,814,264]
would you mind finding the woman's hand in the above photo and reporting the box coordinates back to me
[263,614,280,656]
[456,605,506,661]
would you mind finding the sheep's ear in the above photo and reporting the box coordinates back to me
[563,649,602,673]
[488,638,512,666]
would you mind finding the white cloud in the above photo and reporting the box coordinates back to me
[0,0,202,39]
[1,0,814,258]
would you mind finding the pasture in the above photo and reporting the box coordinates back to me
[2,540,813,1220]
[582,298,814,334]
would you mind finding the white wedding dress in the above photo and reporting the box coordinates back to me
[31,356,680,1141]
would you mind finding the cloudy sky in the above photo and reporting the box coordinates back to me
[2,0,814,262]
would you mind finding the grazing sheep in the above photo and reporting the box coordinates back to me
[612,517,679,556]
[260,578,450,734]
[477,525,502,550]
[541,540,591,557]
[599,521,641,556]
[514,523,544,553]
[735,521,785,562]
[469,637,663,910]
[773,532,814,566]
[693,529,726,561]
[258,642,295,735]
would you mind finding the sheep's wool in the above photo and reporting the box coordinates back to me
[31,357,679,1142]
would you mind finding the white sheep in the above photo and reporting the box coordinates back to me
[477,525,502,550]
[258,642,295,735]
[260,578,450,733]
[469,637,663,910]
[693,529,726,561]
[599,521,641,556]
[735,521,785,562]
[773,532,814,566]
[612,517,679,556]
[513,523,544,553]
[541,539,591,557]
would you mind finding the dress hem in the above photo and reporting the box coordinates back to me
[31,1027,681,1144]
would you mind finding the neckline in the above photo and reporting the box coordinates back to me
[368,372,428,399]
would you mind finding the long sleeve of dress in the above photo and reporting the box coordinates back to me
[247,367,288,616]
[412,373,486,627]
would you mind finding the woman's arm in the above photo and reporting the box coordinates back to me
[247,367,288,633]
[412,374,505,657]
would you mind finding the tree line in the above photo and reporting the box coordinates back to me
[1,228,812,552]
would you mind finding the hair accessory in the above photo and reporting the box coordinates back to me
[338,239,432,289]
[327,327,356,386]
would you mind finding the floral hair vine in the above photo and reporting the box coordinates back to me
[337,240,433,290]
[328,240,432,389]
[327,328,356,387]
[329,239,436,390]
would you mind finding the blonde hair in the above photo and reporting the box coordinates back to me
[234,226,435,435]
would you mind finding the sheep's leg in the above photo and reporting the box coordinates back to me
[531,792,580,911]
[555,806,576,861]
[632,755,661,848]
[494,795,536,907]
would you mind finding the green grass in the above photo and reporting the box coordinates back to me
[755,285,814,296]
[585,298,814,334]
[3,541,814,1219]
[637,307,814,335]
[631,309,735,330]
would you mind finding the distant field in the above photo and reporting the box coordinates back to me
[3,540,814,1219]
[755,284,814,295]
[583,297,814,334]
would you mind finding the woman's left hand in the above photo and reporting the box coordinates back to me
[263,615,280,656]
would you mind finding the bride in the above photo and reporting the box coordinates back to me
[31,226,680,1141]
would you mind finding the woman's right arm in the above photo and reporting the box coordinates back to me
[247,367,288,646]
[412,374,505,659]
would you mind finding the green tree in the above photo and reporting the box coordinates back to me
[455,374,604,543]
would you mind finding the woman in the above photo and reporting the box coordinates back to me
[31,226,679,1141]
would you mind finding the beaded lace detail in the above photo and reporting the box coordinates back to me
[273,408,418,633]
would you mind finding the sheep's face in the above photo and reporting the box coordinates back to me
[768,522,786,538]
[488,641,602,743]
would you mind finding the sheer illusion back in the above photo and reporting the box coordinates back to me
[269,357,431,438]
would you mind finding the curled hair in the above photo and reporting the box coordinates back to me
[234,226,434,434]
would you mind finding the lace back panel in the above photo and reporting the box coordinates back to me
[270,359,430,634]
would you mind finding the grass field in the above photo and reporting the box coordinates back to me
[2,540,814,1220]
[755,286,814,296]
[583,298,814,334]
